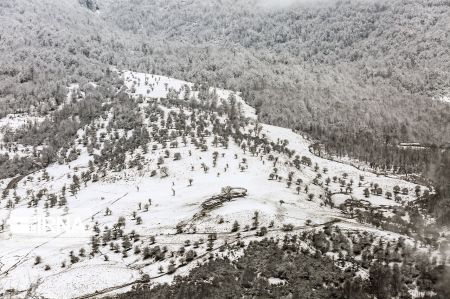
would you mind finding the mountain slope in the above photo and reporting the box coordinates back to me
[0,71,439,298]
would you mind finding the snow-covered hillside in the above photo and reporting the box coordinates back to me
[0,71,435,298]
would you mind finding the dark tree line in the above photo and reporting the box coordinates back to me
[111,233,450,299]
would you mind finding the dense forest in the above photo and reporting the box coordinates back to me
[113,236,450,299]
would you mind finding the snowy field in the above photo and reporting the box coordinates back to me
[0,70,430,298]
